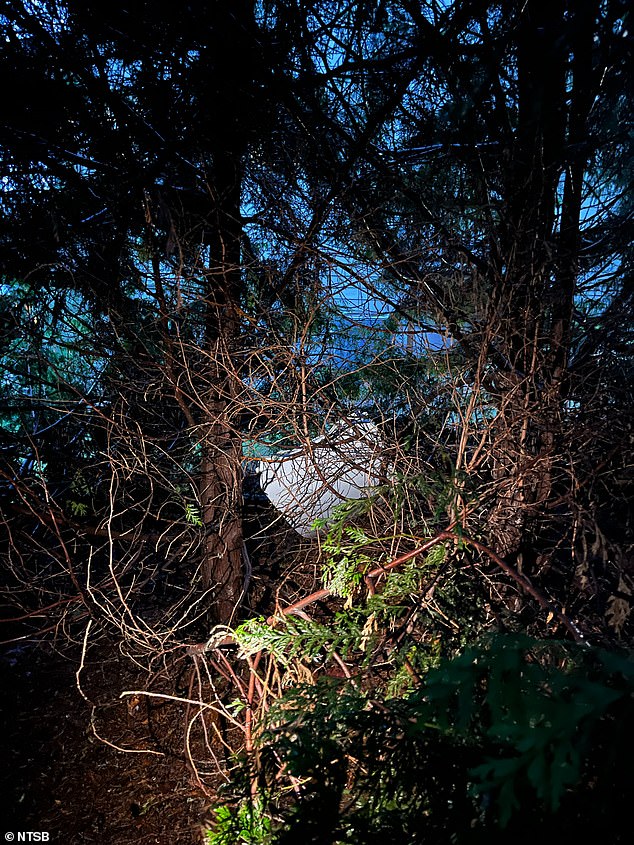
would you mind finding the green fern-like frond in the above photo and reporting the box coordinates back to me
[234,612,367,667]
[184,501,203,526]
[321,523,377,599]
[67,499,88,517]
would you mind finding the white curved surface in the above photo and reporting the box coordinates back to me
[258,420,382,536]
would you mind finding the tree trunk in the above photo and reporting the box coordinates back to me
[486,0,568,557]
[194,0,260,623]
[192,0,264,624]
[198,148,245,624]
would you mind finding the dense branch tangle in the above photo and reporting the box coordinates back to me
[0,3,632,836]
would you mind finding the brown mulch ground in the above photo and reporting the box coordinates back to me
[0,637,214,845]
[0,512,318,845]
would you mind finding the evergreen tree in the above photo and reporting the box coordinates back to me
[1,3,632,837]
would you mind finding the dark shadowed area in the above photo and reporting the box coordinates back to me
[0,640,210,844]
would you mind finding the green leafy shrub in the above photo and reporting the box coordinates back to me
[212,635,634,843]
[205,798,273,845]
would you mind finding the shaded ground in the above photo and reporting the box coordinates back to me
[0,504,316,845]
[0,639,212,844]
